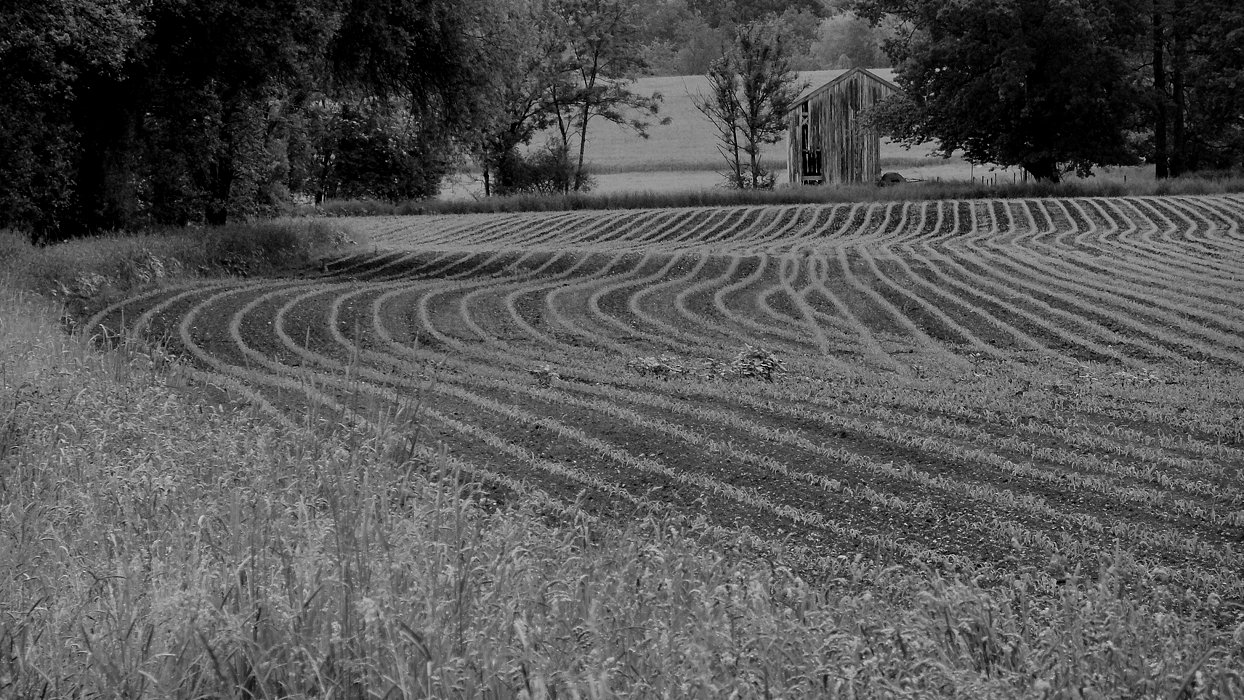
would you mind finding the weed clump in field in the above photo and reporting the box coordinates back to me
[721,343,787,381]
[628,345,788,382]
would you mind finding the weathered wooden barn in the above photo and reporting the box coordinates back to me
[787,68,900,186]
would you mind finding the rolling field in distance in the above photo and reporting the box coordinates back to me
[443,71,1143,198]
[91,194,1244,633]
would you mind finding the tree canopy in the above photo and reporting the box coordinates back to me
[857,0,1244,180]
[0,0,499,238]
[857,0,1145,181]
[695,20,806,188]
[1147,0,1244,176]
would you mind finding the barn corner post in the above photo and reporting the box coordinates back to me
[788,110,798,185]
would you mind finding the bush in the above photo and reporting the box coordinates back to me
[495,143,593,196]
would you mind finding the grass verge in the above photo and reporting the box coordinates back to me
[0,221,352,324]
[2,232,1242,698]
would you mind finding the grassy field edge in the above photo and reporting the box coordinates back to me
[312,173,1244,218]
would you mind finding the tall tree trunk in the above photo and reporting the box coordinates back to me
[1170,0,1188,176]
[748,142,761,188]
[72,74,135,235]
[550,86,573,194]
[575,100,591,192]
[205,159,233,226]
[730,123,743,188]
[205,94,245,226]
[1153,8,1169,179]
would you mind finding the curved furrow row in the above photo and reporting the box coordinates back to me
[314,290,1242,580]
[97,194,1244,613]
[325,257,1239,537]
[325,285,1244,580]
[994,244,1244,365]
[1104,199,1244,281]
[281,288,1018,572]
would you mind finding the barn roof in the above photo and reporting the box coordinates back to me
[792,67,900,107]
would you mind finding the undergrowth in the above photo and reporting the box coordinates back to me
[0,221,351,322]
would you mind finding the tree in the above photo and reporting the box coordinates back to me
[696,55,747,187]
[551,0,669,192]
[313,0,495,203]
[695,21,805,188]
[0,0,145,238]
[467,0,573,196]
[687,0,824,27]
[759,7,822,69]
[132,0,341,226]
[857,0,1146,182]
[806,11,892,69]
[636,1,728,75]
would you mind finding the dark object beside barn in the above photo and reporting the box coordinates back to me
[787,68,900,186]
[876,171,906,187]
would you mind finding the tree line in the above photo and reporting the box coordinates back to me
[3,0,1242,238]
[0,0,880,239]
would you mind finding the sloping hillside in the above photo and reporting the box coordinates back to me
[577,70,914,173]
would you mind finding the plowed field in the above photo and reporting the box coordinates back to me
[91,195,1244,610]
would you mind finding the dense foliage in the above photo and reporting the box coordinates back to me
[6,0,1238,234]
[0,0,495,238]
[857,0,1244,181]
[1147,0,1244,176]
[638,0,892,75]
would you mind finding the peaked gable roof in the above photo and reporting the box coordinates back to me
[792,67,900,108]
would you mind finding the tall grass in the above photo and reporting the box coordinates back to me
[2,232,1243,697]
[0,221,350,322]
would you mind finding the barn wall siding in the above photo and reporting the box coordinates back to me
[788,69,898,186]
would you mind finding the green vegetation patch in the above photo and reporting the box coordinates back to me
[0,221,351,322]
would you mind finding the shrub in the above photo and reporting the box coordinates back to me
[495,143,593,196]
